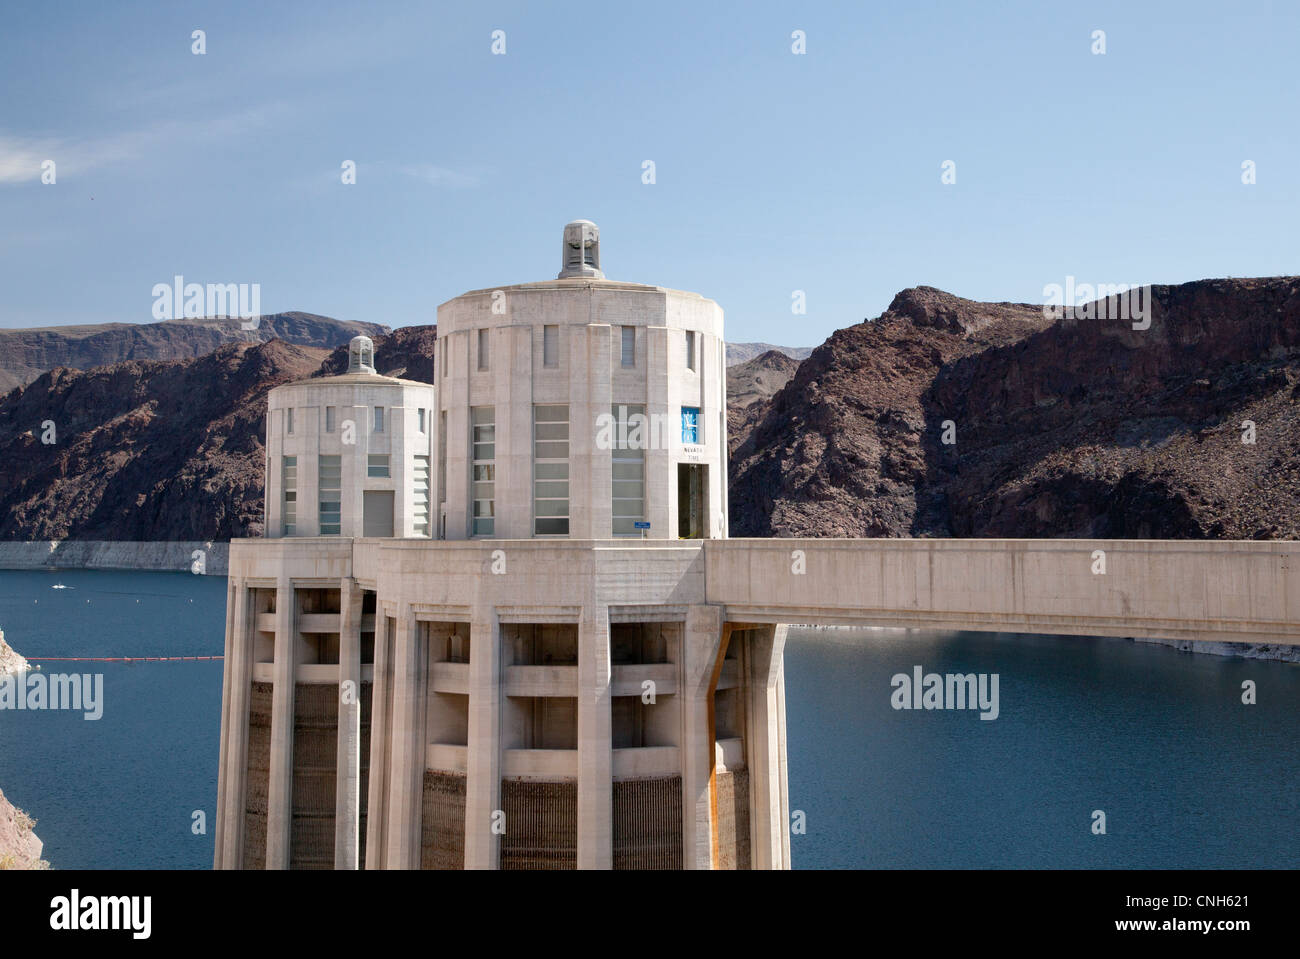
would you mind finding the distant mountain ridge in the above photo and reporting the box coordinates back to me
[725,342,812,366]
[0,313,389,393]
[2,276,1298,544]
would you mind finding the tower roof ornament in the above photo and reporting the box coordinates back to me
[347,335,376,374]
[558,220,603,279]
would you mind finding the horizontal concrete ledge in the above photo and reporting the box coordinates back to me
[430,661,469,694]
[722,606,1300,645]
[715,737,744,773]
[611,663,677,697]
[251,663,375,684]
[504,665,578,697]
[298,613,340,634]
[426,743,468,774]
[503,748,578,779]
[0,540,229,576]
[613,746,679,780]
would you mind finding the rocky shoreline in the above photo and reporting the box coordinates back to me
[0,630,48,870]
[0,540,228,576]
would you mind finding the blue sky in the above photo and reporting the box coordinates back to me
[1,0,1296,346]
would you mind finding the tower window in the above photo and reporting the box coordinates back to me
[367,454,390,478]
[282,456,297,536]
[374,406,385,433]
[681,407,700,444]
[325,407,336,433]
[534,405,569,536]
[685,331,696,372]
[544,325,559,368]
[478,329,489,371]
[621,326,635,368]
[471,406,495,536]
[418,408,426,433]
[286,408,294,435]
[611,405,645,536]
[318,455,342,535]
[412,455,430,537]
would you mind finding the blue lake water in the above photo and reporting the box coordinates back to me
[0,568,1296,869]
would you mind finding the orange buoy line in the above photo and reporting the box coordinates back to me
[23,655,224,662]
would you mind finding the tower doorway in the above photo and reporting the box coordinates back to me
[677,464,708,539]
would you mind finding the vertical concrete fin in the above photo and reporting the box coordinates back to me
[265,577,296,869]
[464,607,502,869]
[334,577,364,868]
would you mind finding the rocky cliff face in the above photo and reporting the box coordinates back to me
[0,327,437,542]
[0,633,45,870]
[0,313,388,393]
[730,277,1300,539]
[0,340,328,541]
[727,350,801,454]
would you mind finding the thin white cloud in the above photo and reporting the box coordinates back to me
[0,106,284,186]
[396,163,478,189]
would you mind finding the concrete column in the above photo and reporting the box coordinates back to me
[334,578,364,868]
[581,323,613,540]
[464,607,501,869]
[364,611,391,868]
[577,602,612,868]
[265,577,296,869]
[745,624,789,870]
[384,611,426,869]
[680,604,725,869]
[216,579,252,869]
[776,646,791,870]
[213,578,235,869]
[500,326,532,538]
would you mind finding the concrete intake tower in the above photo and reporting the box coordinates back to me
[214,221,791,869]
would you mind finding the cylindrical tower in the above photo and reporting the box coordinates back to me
[265,336,437,539]
[434,220,728,541]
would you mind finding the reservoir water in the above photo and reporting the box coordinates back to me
[0,569,1296,869]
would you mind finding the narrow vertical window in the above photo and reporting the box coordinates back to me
[534,405,569,535]
[282,456,297,536]
[418,408,426,433]
[471,406,495,536]
[477,329,489,371]
[611,405,645,536]
[412,455,430,537]
[325,407,335,433]
[374,406,385,433]
[438,412,447,508]
[685,331,696,372]
[286,408,294,435]
[621,326,635,368]
[319,455,342,535]
[543,325,559,368]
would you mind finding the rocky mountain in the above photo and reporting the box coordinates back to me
[0,340,329,541]
[730,278,1300,539]
[0,313,389,393]
[726,342,812,367]
[727,350,802,450]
